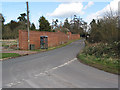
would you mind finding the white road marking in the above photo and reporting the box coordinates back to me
[5,58,77,87]
[34,58,77,77]
[6,81,21,87]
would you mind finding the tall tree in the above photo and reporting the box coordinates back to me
[0,13,5,28]
[0,13,5,34]
[17,13,27,30]
[17,13,27,22]
[8,20,20,31]
[38,16,51,31]
[63,18,70,29]
[0,13,5,39]
[54,19,58,28]
[88,11,118,43]
[89,19,100,42]
[30,23,36,30]
[2,20,21,39]
[90,19,97,34]
[69,15,86,35]
[51,19,59,31]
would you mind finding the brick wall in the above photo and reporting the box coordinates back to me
[19,30,80,50]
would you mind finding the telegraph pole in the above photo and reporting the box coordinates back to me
[118,1,120,29]
[26,1,30,50]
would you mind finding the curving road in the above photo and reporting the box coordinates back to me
[2,40,118,88]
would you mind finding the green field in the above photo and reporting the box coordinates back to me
[1,53,20,59]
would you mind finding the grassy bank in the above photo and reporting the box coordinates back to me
[77,41,120,74]
[77,53,119,74]
[1,53,20,59]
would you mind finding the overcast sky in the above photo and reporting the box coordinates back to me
[1,0,119,29]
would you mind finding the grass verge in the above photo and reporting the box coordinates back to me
[77,53,119,74]
[1,53,20,59]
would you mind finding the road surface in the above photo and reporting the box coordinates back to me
[2,40,118,88]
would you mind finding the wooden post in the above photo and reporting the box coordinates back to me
[26,1,30,50]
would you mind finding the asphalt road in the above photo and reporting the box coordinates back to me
[2,39,118,88]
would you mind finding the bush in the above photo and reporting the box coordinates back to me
[83,41,120,59]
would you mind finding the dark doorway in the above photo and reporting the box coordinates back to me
[40,36,48,49]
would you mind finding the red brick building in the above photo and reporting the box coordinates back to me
[19,30,80,50]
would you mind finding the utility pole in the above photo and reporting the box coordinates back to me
[118,1,120,29]
[26,1,30,50]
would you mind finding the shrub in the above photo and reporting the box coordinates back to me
[83,41,120,59]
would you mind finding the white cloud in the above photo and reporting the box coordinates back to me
[85,0,119,24]
[84,1,94,10]
[46,2,84,18]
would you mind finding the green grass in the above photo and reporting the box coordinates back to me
[77,53,120,74]
[1,53,20,59]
